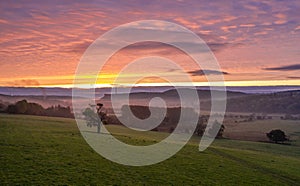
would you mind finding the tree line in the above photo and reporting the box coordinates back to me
[2,99,73,118]
[84,104,225,137]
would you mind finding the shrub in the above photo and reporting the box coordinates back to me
[266,129,288,143]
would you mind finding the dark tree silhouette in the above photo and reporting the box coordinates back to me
[195,116,206,136]
[195,124,206,136]
[5,99,73,117]
[6,104,17,114]
[0,102,6,113]
[15,100,27,114]
[266,129,288,143]
[96,103,107,124]
[45,105,73,118]
[82,103,107,133]
[208,120,225,138]
[6,100,44,115]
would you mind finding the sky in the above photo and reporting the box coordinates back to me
[0,0,300,87]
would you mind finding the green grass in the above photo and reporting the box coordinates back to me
[0,114,300,185]
[224,119,300,145]
[226,119,300,135]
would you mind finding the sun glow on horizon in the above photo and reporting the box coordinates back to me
[5,79,299,88]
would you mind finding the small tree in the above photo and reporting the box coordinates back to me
[208,120,225,138]
[266,129,288,143]
[82,104,106,133]
[195,124,206,136]
[195,116,206,136]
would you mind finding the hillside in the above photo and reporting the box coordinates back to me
[226,90,300,114]
[1,114,300,185]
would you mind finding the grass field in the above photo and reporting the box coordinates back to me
[224,119,300,145]
[1,114,300,185]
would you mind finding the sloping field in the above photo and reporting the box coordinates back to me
[224,119,300,144]
[0,114,299,185]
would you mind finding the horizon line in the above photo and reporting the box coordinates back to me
[1,79,300,88]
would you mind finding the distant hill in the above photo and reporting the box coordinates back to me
[225,90,300,114]
[1,88,300,114]
[101,89,300,114]
[101,88,246,100]
[1,85,300,96]
[196,90,300,114]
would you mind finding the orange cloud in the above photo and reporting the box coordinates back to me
[240,24,256,27]
[221,25,237,32]
[274,13,287,25]
[174,17,200,29]
[0,18,8,24]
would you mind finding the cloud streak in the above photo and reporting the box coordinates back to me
[188,69,229,76]
[263,64,300,71]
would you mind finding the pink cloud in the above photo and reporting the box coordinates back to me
[221,25,237,32]
[240,24,256,27]
[274,13,287,25]
[0,0,299,86]
[174,17,200,29]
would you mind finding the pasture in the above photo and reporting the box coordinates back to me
[0,114,300,185]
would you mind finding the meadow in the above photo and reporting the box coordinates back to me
[223,118,300,145]
[1,114,300,185]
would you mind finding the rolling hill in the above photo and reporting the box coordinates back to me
[0,114,300,185]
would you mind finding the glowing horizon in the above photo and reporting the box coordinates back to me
[3,79,300,88]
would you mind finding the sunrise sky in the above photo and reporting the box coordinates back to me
[0,0,300,87]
